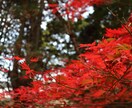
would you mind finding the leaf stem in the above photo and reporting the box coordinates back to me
[107,7,132,36]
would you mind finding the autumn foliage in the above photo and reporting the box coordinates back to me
[0,0,132,108]
[0,15,132,107]
[49,0,113,20]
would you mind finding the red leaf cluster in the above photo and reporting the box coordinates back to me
[1,8,132,108]
[1,19,131,107]
[49,0,113,20]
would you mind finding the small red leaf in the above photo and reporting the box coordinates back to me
[20,62,30,70]
[26,70,34,75]
[92,90,105,98]
[0,67,8,73]
[14,56,23,60]
[30,57,39,62]
[116,88,127,98]
[49,4,58,8]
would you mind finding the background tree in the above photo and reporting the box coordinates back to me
[79,0,132,43]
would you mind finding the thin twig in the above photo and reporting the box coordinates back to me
[107,7,132,36]
[48,73,78,90]
[106,64,131,94]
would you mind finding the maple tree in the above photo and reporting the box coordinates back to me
[0,0,131,90]
[0,0,132,107]
[0,13,132,108]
